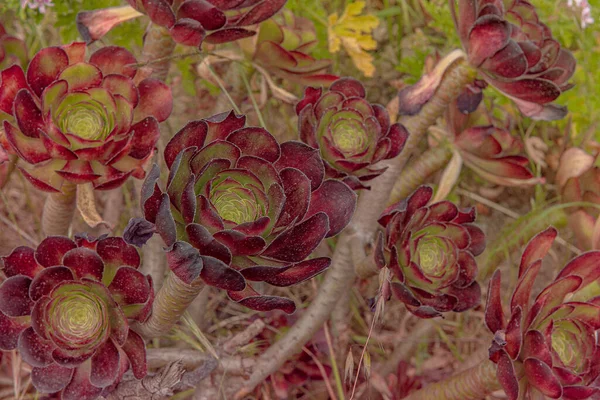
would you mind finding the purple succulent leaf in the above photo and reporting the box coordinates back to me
[2,246,43,278]
[29,266,74,301]
[226,127,280,162]
[496,350,520,400]
[198,255,246,291]
[0,275,34,317]
[90,339,120,388]
[276,141,325,191]
[213,230,267,256]
[155,193,177,246]
[0,311,28,350]
[62,247,105,281]
[31,363,73,394]
[523,358,563,399]
[123,217,157,247]
[518,226,557,278]
[260,257,330,286]
[485,270,505,333]
[261,212,329,262]
[34,236,77,267]
[164,120,208,169]
[305,179,356,237]
[18,326,55,368]
[121,329,146,379]
[228,285,296,314]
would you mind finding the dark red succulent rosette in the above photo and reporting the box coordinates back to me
[78,0,287,48]
[486,227,600,400]
[446,96,540,187]
[0,236,153,400]
[241,9,338,86]
[0,42,172,192]
[139,111,356,314]
[296,77,409,190]
[452,0,576,120]
[374,186,485,318]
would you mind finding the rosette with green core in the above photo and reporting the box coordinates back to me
[296,77,408,190]
[0,235,153,399]
[136,110,357,314]
[485,227,600,399]
[374,186,486,318]
[0,42,172,192]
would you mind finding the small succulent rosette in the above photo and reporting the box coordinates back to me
[453,0,576,120]
[485,227,600,400]
[0,22,28,70]
[558,149,600,250]
[78,0,286,48]
[296,77,409,190]
[241,9,338,86]
[138,111,356,314]
[0,235,153,399]
[446,97,540,187]
[374,186,485,318]
[0,42,172,192]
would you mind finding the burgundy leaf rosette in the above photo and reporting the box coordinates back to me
[0,42,172,192]
[0,235,153,399]
[78,0,287,48]
[374,186,485,318]
[138,111,357,313]
[240,9,338,86]
[296,77,409,190]
[485,227,600,399]
[452,0,576,120]
[446,96,540,187]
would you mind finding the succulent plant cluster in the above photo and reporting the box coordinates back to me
[485,227,600,399]
[0,235,152,399]
[452,0,576,120]
[135,111,356,313]
[374,186,485,318]
[297,78,408,190]
[0,42,172,192]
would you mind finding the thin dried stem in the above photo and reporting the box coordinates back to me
[41,181,77,236]
[134,272,205,339]
[402,358,500,400]
[232,55,478,398]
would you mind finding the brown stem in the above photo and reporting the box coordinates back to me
[146,348,255,374]
[233,55,477,398]
[0,154,17,190]
[389,145,453,205]
[133,272,205,339]
[403,359,500,400]
[41,182,77,236]
[141,24,176,82]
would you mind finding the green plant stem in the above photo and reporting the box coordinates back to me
[233,54,477,399]
[134,272,205,339]
[403,359,501,400]
[478,205,568,281]
[389,145,453,204]
[41,181,77,236]
[141,24,176,82]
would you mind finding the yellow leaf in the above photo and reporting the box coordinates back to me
[327,1,380,77]
[76,183,111,230]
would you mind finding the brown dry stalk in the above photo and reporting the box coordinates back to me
[403,359,501,400]
[41,181,77,236]
[134,272,205,339]
[141,24,176,82]
[233,56,478,398]
[389,145,453,204]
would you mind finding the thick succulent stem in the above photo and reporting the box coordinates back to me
[389,145,453,205]
[403,359,500,400]
[141,24,176,82]
[134,272,205,339]
[41,182,77,236]
[234,57,478,398]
